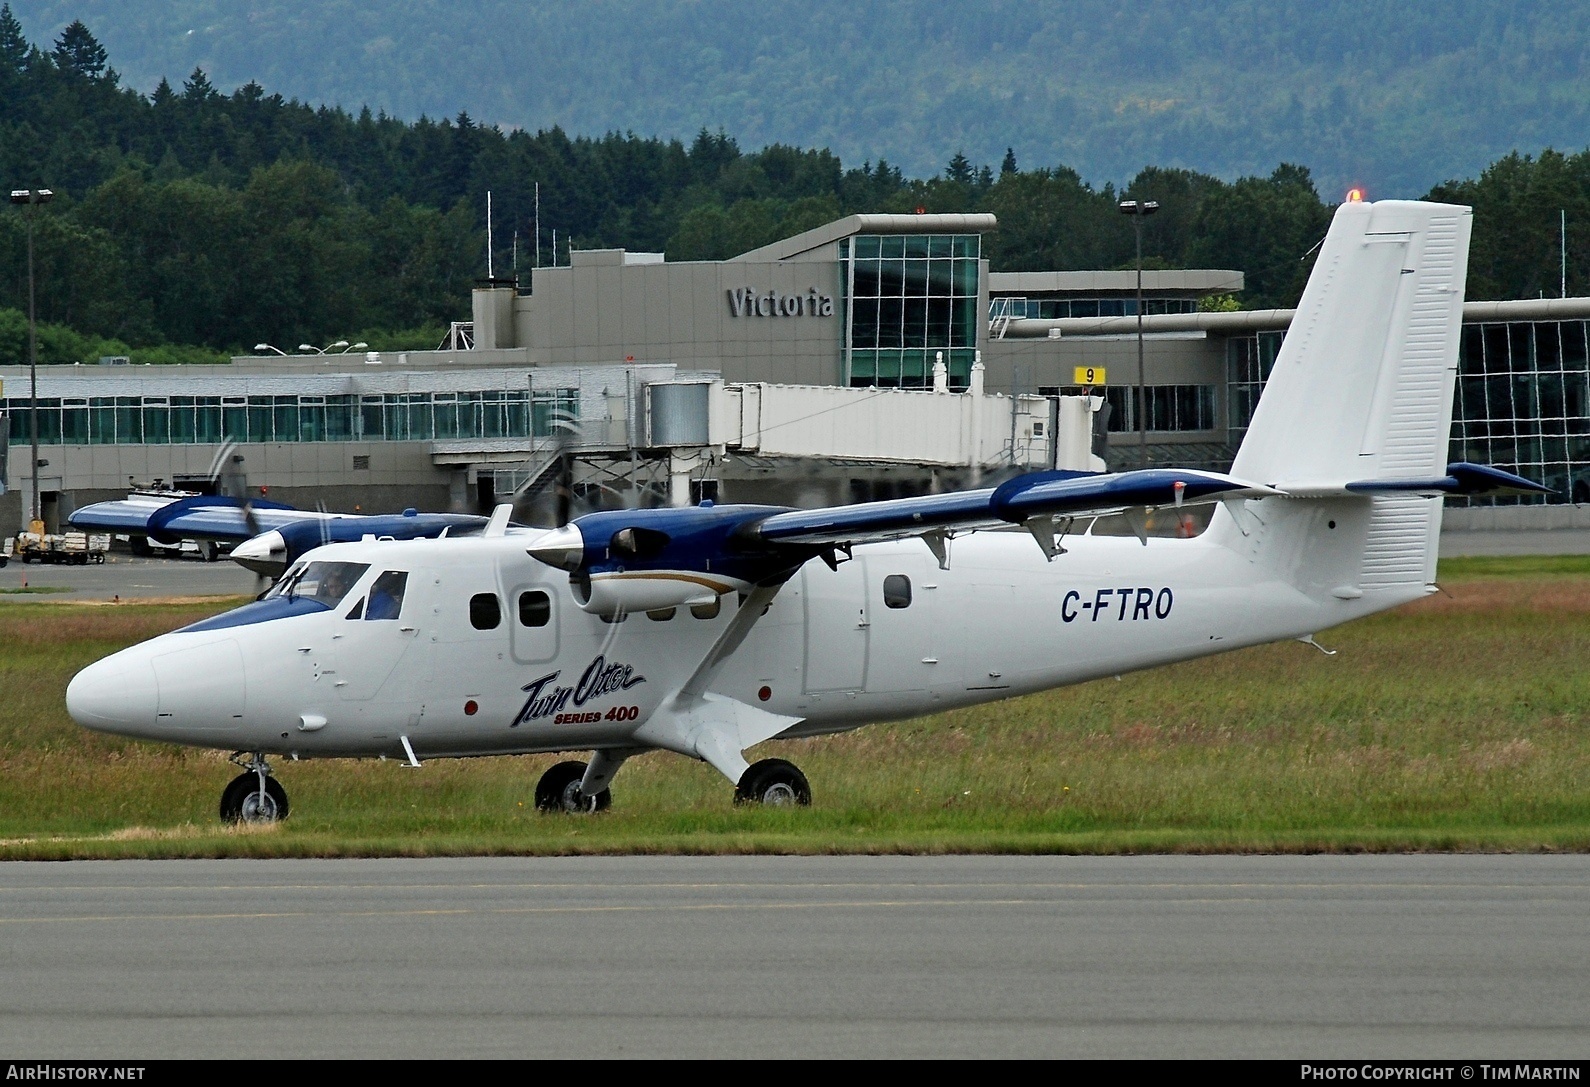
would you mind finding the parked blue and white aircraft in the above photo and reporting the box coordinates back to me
[66,199,1547,822]
[69,488,489,576]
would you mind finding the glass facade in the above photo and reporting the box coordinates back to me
[1045,384,1218,433]
[1226,330,1285,448]
[990,296,1198,320]
[1,388,579,446]
[1226,321,1590,504]
[1452,322,1590,503]
[842,234,980,389]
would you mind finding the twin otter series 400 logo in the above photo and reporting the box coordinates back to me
[510,655,647,728]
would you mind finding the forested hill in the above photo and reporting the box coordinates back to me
[0,8,1584,366]
[9,0,1590,198]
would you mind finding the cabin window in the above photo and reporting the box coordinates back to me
[882,574,912,609]
[365,571,408,620]
[470,593,502,630]
[345,597,364,620]
[518,590,551,627]
[647,607,676,621]
[690,597,721,620]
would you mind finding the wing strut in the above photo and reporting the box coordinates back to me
[632,581,803,784]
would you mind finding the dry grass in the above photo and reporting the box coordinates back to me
[1,561,1588,857]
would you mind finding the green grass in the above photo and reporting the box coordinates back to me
[2,555,1589,857]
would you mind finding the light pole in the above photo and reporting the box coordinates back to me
[296,340,353,356]
[1118,198,1159,467]
[10,188,54,530]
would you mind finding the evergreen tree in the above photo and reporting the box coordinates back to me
[945,151,973,184]
[0,4,27,75]
[53,19,106,78]
[182,67,216,102]
[1001,147,1017,176]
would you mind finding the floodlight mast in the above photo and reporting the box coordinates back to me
[9,188,55,529]
[1118,198,1160,464]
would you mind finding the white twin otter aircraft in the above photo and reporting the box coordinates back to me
[67,199,1545,821]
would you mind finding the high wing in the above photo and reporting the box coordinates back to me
[750,467,1280,548]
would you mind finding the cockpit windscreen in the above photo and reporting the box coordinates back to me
[267,561,371,606]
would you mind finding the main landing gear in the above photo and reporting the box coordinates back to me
[533,753,813,812]
[734,758,812,807]
[220,753,289,824]
[534,760,613,813]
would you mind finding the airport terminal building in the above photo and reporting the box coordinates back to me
[3,211,1590,531]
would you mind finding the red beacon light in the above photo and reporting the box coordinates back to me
[1346,188,1366,203]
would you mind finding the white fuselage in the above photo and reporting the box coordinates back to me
[66,505,1425,762]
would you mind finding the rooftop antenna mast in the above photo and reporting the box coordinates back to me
[1562,209,1568,298]
[534,182,541,269]
[486,189,494,278]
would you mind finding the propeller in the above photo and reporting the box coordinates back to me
[208,440,269,593]
[509,402,580,527]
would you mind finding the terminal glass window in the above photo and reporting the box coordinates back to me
[3,386,575,448]
[843,234,980,389]
[1451,321,1590,504]
[1227,322,1590,505]
[990,296,1198,320]
[1054,384,1218,433]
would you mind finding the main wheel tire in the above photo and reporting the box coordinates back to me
[734,758,812,807]
[219,772,289,824]
[534,760,611,813]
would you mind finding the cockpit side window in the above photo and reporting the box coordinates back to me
[365,571,409,620]
[268,561,371,607]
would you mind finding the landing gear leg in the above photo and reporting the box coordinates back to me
[734,758,811,807]
[535,759,612,813]
[220,753,289,824]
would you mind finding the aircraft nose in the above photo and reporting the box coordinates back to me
[232,530,286,576]
[66,651,159,736]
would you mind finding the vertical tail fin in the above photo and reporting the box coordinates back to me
[1223,200,1472,603]
[1231,200,1472,488]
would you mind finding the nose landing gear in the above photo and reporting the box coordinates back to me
[221,753,289,824]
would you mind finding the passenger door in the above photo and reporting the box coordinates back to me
[801,559,868,692]
[862,555,938,694]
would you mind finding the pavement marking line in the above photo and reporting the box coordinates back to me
[0,879,1583,895]
[3,893,1585,926]
[0,898,1098,925]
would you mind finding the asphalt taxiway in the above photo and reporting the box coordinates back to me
[0,854,1584,1058]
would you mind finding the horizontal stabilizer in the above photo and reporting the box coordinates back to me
[1344,462,1553,497]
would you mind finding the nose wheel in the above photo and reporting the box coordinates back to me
[220,755,289,823]
[734,758,811,806]
[534,760,612,813]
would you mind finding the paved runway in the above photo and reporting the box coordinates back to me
[0,854,1584,1058]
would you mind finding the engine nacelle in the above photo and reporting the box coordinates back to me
[572,570,743,617]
